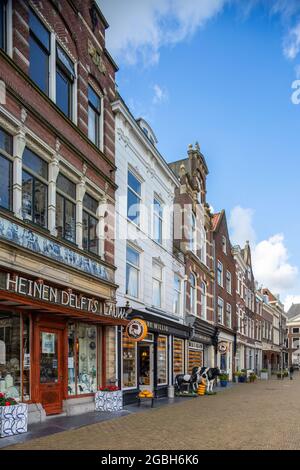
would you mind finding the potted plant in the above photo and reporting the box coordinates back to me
[219,373,229,387]
[0,394,28,438]
[233,372,240,383]
[238,370,247,383]
[284,370,289,378]
[277,372,283,380]
[249,372,257,383]
[95,385,123,412]
[260,368,269,380]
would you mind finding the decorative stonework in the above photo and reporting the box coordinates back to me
[0,404,28,438]
[95,391,123,412]
[0,215,113,282]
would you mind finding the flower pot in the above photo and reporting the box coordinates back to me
[95,390,123,412]
[0,403,28,438]
[220,380,228,387]
[238,376,246,383]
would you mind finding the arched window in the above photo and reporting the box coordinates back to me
[200,227,206,264]
[190,213,197,253]
[200,282,206,320]
[190,273,197,315]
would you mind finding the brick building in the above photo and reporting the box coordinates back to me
[212,210,236,380]
[169,143,216,368]
[233,242,262,373]
[0,0,126,423]
[286,304,300,367]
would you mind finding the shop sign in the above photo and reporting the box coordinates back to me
[1,272,128,320]
[146,321,169,334]
[218,341,228,354]
[192,333,212,344]
[188,341,203,351]
[126,318,148,342]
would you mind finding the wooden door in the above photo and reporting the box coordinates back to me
[39,327,63,415]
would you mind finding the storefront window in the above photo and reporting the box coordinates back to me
[0,312,21,400]
[122,332,137,388]
[22,316,31,401]
[67,324,76,396]
[188,342,203,373]
[157,335,168,385]
[105,327,116,385]
[77,324,97,394]
[173,338,184,376]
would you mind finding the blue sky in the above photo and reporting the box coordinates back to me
[99,0,300,309]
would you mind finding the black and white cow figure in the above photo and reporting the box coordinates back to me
[175,367,201,393]
[199,367,220,392]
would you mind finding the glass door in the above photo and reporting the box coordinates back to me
[39,328,63,415]
[139,342,154,392]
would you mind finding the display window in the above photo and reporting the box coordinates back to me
[157,335,168,385]
[67,323,98,396]
[122,332,137,389]
[188,343,203,373]
[0,311,31,402]
[173,338,184,376]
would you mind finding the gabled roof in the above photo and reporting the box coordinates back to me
[287,303,300,319]
[212,212,222,231]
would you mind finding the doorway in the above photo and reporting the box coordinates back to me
[39,327,64,415]
[138,342,153,392]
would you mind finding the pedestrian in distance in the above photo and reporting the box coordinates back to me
[289,365,294,380]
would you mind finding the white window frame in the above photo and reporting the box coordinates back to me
[153,195,163,245]
[127,168,142,228]
[173,274,182,316]
[226,270,232,294]
[152,261,163,309]
[200,281,206,320]
[125,244,140,299]
[190,212,197,254]
[217,260,223,287]
[217,297,224,325]
[189,273,197,316]
[226,303,232,328]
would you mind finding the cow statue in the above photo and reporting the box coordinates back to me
[199,367,220,393]
[175,366,201,393]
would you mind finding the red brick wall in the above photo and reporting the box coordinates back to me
[0,0,117,268]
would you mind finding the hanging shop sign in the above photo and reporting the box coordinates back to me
[218,341,229,354]
[126,318,148,342]
[0,272,128,320]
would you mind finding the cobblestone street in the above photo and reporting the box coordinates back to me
[3,374,300,450]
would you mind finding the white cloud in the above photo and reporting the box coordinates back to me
[229,206,256,247]
[152,84,168,104]
[229,206,298,300]
[98,0,228,65]
[252,234,298,293]
[283,23,300,60]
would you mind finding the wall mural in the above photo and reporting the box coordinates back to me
[0,216,113,283]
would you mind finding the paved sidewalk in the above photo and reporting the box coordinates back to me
[2,376,299,450]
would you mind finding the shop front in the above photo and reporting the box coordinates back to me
[188,317,216,368]
[0,270,128,422]
[120,310,190,404]
[216,331,235,380]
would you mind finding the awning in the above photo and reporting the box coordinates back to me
[0,290,128,326]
